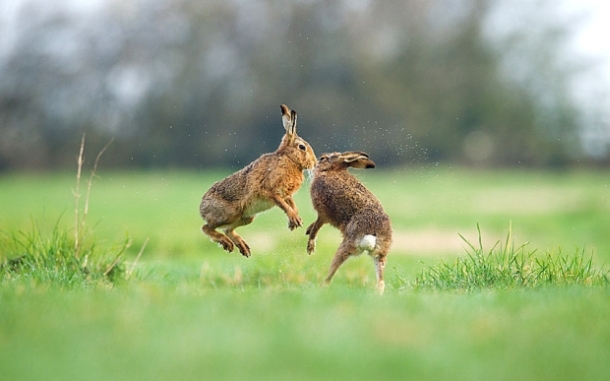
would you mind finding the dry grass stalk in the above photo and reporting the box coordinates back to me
[73,135,86,255]
[73,134,113,258]
[126,238,149,280]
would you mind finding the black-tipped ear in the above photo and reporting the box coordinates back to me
[291,110,297,130]
[341,151,375,169]
[281,104,293,133]
[350,158,375,169]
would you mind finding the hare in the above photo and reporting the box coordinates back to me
[200,104,317,258]
[306,151,392,294]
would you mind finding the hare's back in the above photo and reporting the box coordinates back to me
[315,172,379,204]
[349,208,392,236]
[311,173,377,223]
[204,166,250,202]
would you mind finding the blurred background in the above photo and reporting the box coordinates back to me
[1,0,609,171]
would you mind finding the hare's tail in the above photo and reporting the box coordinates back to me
[359,234,377,252]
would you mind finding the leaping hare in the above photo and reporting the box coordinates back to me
[306,151,392,294]
[200,104,317,257]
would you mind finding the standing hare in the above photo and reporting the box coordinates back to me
[306,151,392,294]
[200,104,317,257]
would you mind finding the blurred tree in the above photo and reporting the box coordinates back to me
[0,0,597,170]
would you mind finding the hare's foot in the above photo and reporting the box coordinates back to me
[225,230,251,258]
[306,239,316,255]
[235,241,251,258]
[305,219,324,254]
[202,225,234,253]
[217,236,235,252]
[288,214,303,230]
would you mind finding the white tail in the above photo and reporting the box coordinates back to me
[359,235,377,251]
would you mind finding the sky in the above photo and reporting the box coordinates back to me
[564,0,610,154]
[569,0,610,63]
[569,0,610,84]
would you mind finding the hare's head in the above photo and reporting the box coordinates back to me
[278,104,317,170]
[315,151,376,172]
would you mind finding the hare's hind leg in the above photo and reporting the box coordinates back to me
[225,216,254,258]
[225,229,251,258]
[324,239,357,285]
[202,224,234,253]
[372,253,387,295]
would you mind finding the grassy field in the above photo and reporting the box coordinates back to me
[1,167,610,380]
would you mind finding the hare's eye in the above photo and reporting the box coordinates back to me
[298,144,306,151]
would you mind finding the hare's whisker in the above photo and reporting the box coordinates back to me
[305,168,315,183]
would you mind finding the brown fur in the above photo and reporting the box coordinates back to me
[200,104,317,257]
[306,151,392,294]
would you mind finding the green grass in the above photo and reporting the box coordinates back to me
[0,220,129,288]
[414,224,609,291]
[1,167,610,380]
[1,284,609,381]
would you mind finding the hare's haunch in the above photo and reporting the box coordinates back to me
[200,104,317,257]
[306,151,392,294]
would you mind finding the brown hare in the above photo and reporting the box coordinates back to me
[200,104,317,257]
[306,151,392,294]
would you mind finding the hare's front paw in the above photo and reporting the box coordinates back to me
[288,214,303,230]
[307,239,316,255]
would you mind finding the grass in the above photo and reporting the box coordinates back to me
[413,224,609,291]
[0,138,129,288]
[0,220,127,287]
[1,166,610,380]
[2,285,609,381]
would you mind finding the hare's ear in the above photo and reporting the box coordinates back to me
[342,151,376,169]
[280,104,297,144]
[280,104,297,136]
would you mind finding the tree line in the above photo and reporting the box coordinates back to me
[0,0,604,171]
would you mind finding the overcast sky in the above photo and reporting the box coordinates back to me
[569,0,610,61]
[564,0,610,154]
[565,0,610,108]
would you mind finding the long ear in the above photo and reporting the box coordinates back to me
[341,151,376,169]
[280,104,297,144]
